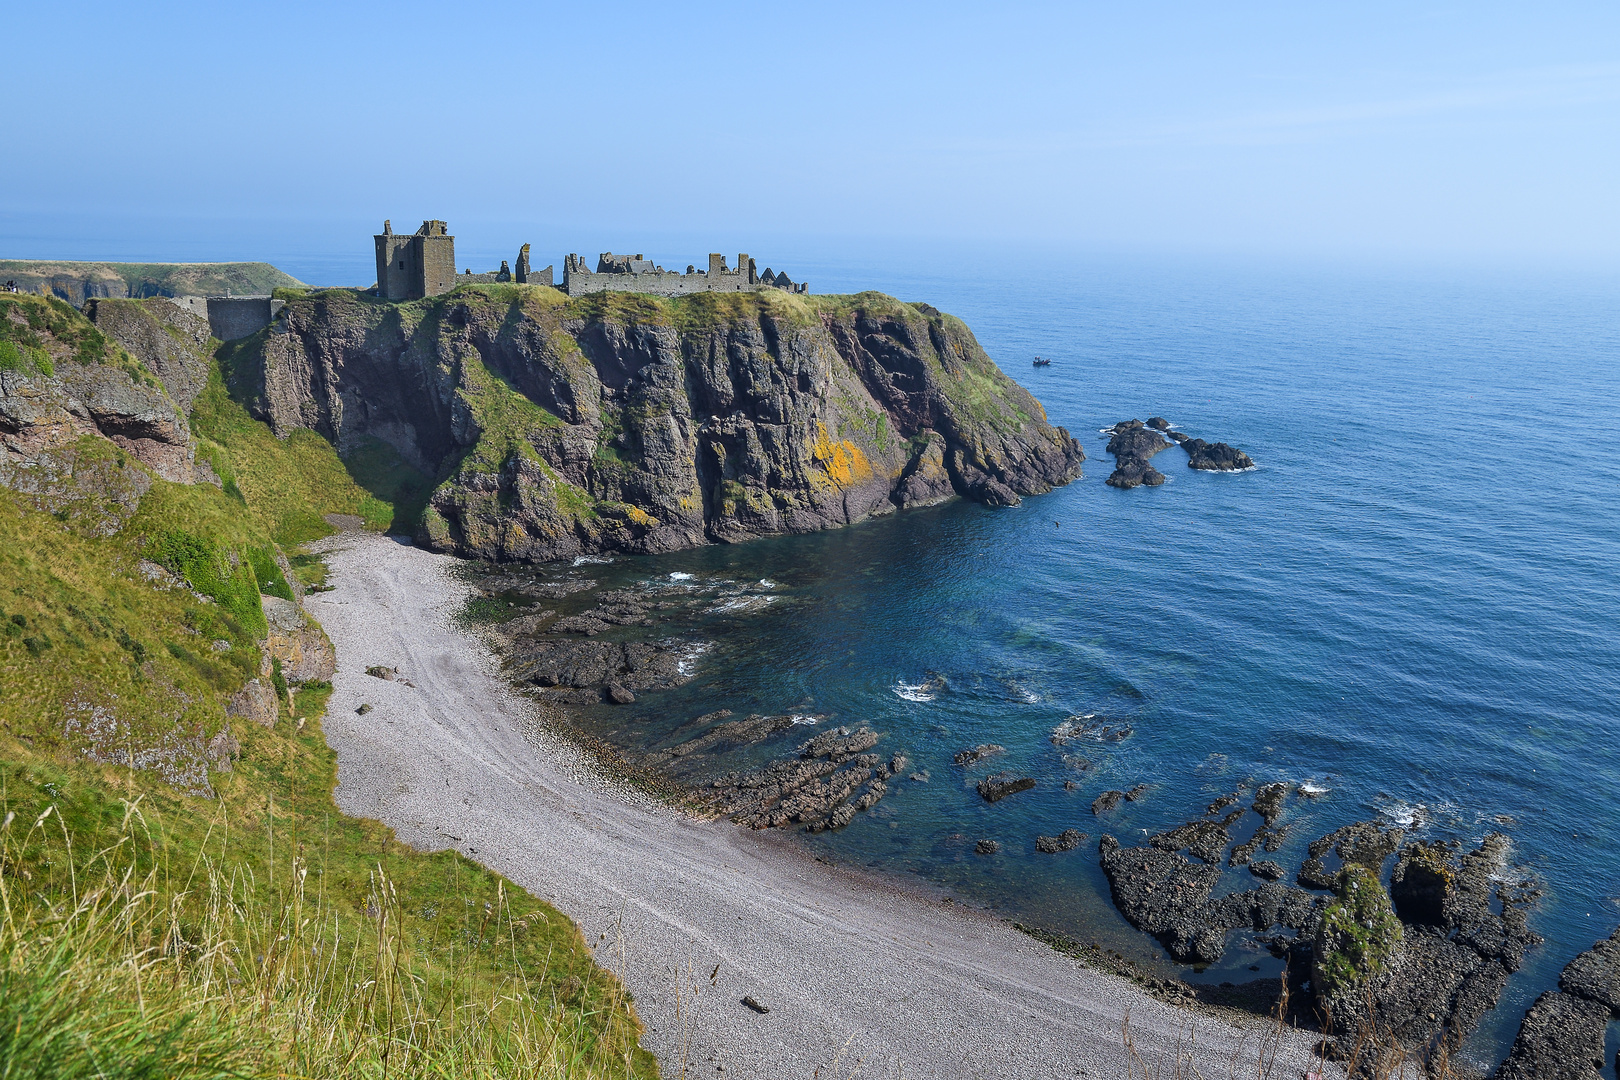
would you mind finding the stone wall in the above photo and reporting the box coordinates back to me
[562,251,808,298]
[206,296,282,342]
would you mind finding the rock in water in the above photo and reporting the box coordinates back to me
[1035,828,1086,853]
[1493,924,1620,1079]
[953,744,1005,766]
[977,773,1035,803]
[1181,438,1254,471]
[1104,420,1171,489]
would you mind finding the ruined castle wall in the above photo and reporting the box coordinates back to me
[206,296,275,341]
[417,235,456,298]
[375,235,415,300]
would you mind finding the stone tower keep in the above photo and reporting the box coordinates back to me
[374,219,457,300]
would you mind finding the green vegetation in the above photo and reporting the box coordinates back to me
[1315,866,1404,999]
[191,362,430,545]
[0,260,305,305]
[0,715,653,1079]
[0,294,142,380]
[0,292,653,1078]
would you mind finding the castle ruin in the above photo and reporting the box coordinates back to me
[374,220,458,300]
[371,220,805,300]
[559,252,806,297]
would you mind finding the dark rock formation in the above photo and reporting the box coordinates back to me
[1102,416,1254,482]
[1103,420,1169,489]
[703,725,889,832]
[1313,833,1542,1063]
[1035,828,1086,853]
[1182,438,1254,472]
[1492,992,1608,1080]
[231,290,1084,562]
[1092,790,1124,814]
[976,773,1035,803]
[1492,925,1620,1079]
[1096,785,1323,966]
[975,839,1000,855]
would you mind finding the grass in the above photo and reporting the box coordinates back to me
[0,291,655,1077]
[0,736,654,1079]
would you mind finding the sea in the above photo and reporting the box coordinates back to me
[14,223,1620,1066]
[472,254,1620,1069]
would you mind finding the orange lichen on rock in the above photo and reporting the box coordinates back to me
[811,421,872,489]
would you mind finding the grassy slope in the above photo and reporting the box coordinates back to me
[0,298,654,1077]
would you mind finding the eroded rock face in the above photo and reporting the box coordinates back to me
[84,298,213,414]
[236,290,1083,562]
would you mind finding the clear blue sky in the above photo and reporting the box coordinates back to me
[5,2,1618,275]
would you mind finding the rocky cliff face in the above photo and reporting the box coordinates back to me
[1,295,209,534]
[233,287,1083,562]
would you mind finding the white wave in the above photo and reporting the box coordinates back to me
[1382,801,1427,829]
[572,555,613,566]
[758,579,777,588]
[1011,684,1041,704]
[1299,779,1330,797]
[892,684,936,703]
[675,642,711,678]
[706,595,777,615]
[669,571,695,581]
[789,715,819,726]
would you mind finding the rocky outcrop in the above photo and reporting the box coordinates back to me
[2,294,202,529]
[84,297,213,414]
[227,678,278,728]
[1492,926,1620,1079]
[262,595,336,684]
[1103,420,1169,489]
[232,289,1083,562]
[1103,417,1254,484]
[1182,438,1254,472]
[703,725,896,832]
[977,773,1035,802]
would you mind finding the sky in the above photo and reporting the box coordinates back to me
[4,2,1618,279]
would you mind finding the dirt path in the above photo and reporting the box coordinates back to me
[306,530,1327,1080]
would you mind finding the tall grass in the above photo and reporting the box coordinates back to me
[0,797,645,1079]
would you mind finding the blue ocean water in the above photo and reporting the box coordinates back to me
[538,258,1620,1066]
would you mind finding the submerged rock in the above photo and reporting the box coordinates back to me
[953,743,1005,766]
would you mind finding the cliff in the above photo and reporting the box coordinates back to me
[0,260,305,306]
[228,285,1084,562]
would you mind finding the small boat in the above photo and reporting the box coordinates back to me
[1032,356,1051,367]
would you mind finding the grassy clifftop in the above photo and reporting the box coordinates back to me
[0,260,305,305]
[0,295,654,1079]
